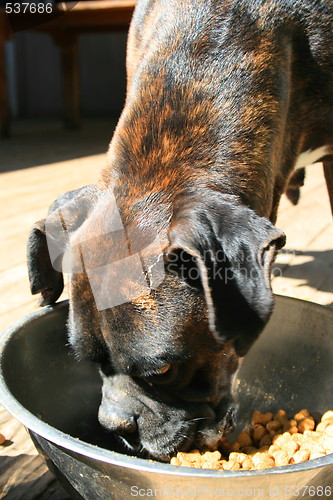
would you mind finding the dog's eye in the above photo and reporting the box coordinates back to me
[143,363,177,385]
[155,363,172,376]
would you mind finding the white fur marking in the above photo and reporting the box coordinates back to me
[294,146,331,170]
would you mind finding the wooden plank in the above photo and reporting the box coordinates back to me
[0,279,36,317]
[0,281,68,332]
[272,163,333,307]
[0,230,31,265]
[0,120,116,498]
[276,163,331,220]
[0,153,104,199]
[274,164,332,254]
[0,27,9,137]
[55,33,81,129]
[0,301,40,333]
[272,255,333,306]
[273,222,333,307]
[0,160,105,225]
[0,405,70,500]
[323,158,333,216]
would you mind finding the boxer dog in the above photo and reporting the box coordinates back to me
[27,0,333,461]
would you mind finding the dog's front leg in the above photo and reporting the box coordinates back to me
[323,157,333,216]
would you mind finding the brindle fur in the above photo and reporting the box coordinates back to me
[104,0,333,222]
[27,0,333,460]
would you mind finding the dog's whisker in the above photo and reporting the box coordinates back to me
[178,432,197,445]
[188,417,211,423]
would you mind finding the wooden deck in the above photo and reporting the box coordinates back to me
[0,118,332,498]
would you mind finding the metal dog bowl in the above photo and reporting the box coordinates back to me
[1,296,333,499]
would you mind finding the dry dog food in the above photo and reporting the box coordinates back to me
[170,409,333,470]
[0,432,6,445]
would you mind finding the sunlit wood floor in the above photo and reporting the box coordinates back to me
[0,119,332,498]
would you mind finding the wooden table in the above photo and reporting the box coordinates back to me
[0,1,135,137]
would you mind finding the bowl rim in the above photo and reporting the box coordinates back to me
[1,297,333,478]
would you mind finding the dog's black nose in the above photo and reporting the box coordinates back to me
[98,406,137,434]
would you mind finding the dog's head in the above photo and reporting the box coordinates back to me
[27,186,285,460]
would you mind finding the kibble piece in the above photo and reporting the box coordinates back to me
[273,432,292,447]
[303,430,320,440]
[266,420,281,433]
[229,452,247,464]
[211,450,222,460]
[294,409,310,423]
[320,435,333,453]
[268,444,280,455]
[237,431,253,448]
[301,441,326,455]
[251,411,273,426]
[200,451,224,470]
[252,452,275,469]
[290,450,310,464]
[251,410,263,425]
[274,409,288,425]
[286,441,301,459]
[298,417,315,433]
[282,419,297,432]
[317,421,330,433]
[273,433,300,459]
[242,457,254,470]
[324,424,333,437]
[261,413,274,425]
[0,433,5,445]
[202,450,221,463]
[177,450,200,462]
[252,424,268,443]
[272,450,289,467]
[259,434,272,448]
[269,429,283,439]
[176,450,202,468]
[321,410,333,422]
[202,458,219,469]
[223,458,241,470]
[291,432,304,444]
[169,407,333,471]
[310,452,326,460]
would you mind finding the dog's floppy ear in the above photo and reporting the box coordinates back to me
[27,219,64,306]
[27,186,98,306]
[168,193,285,355]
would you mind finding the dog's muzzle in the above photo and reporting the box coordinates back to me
[98,374,236,461]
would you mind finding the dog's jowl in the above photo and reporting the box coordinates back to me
[27,0,333,460]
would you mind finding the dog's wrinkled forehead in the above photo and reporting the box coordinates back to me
[69,192,162,260]
[98,316,186,376]
[93,276,212,361]
[66,193,168,312]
